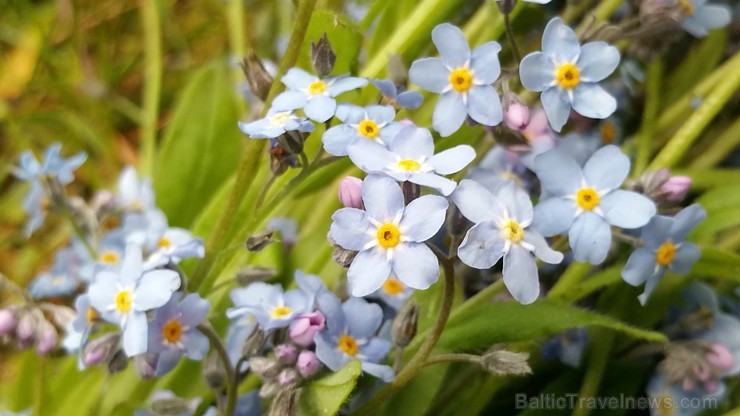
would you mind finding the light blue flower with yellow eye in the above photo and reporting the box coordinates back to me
[347,125,476,196]
[409,23,503,137]
[519,18,620,132]
[117,166,156,214]
[13,143,87,185]
[533,145,656,265]
[322,104,402,156]
[452,180,563,305]
[370,79,423,110]
[238,108,314,139]
[272,68,368,123]
[678,0,731,38]
[622,204,706,305]
[330,174,448,297]
[88,244,181,356]
[227,282,310,332]
[315,296,394,382]
[21,181,49,237]
[369,275,414,312]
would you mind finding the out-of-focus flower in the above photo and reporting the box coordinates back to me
[677,0,731,38]
[371,79,423,110]
[660,175,692,202]
[238,108,314,139]
[369,275,414,311]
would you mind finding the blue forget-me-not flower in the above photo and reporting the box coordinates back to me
[330,175,448,297]
[409,23,503,137]
[238,108,314,139]
[370,79,423,110]
[533,145,656,265]
[452,180,563,304]
[347,125,476,196]
[315,295,394,382]
[322,104,402,156]
[519,18,620,132]
[88,245,180,356]
[622,204,706,305]
[677,0,731,38]
[272,68,368,122]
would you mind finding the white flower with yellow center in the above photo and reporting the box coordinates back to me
[330,175,448,297]
[238,108,314,139]
[322,104,402,156]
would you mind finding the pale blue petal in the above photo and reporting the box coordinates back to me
[600,190,656,229]
[335,103,364,123]
[361,175,405,221]
[317,291,345,335]
[120,244,143,286]
[467,85,503,126]
[348,139,395,173]
[542,18,580,62]
[523,229,563,264]
[378,122,404,147]
[470,41,502,84]
[323,124,360,156]
[134,270,179,311]
[642,216,674,249]
[621,248,657,286]
[315,333,348,371]
[155,350,182,376]
[330,208,373,251]
[503,245,540,305]
[343,298,383,338]
[577,42,620,83]
[451,179,505,224]
[571,83,616,120]
[304,95,336,122]
[432,23,470,68]
[183,329,209,360]
[533,148,583,197]
[365,105,396,124]
[427,145,476,175]
[682,5,731,37]
[123,311,148,356]
[409,58,449,93]
[392,242,440,290]
[88,271,119,312]
[361,338,392,362]
[533,197,577,236]
[409,172,457,196]
[282,68,315,89]
[389,125,434,159]
[541,87,571,132]
[569,211,611,264]
[397,91,423,109]
[670,204,706,242]
[179,294,210,327]
[458,220,506,269]
[669,243,700,274]
[582,145,630,191]
[371,79,397,99]
[433,92,468,137]
[637,271,664,305]
[329,76,368,96]
[362,362,395,382]
[519,52,555,91]
[272,90,308,111]
[347,249,391,297]
[493,180,533,223]
[399,195,448,242]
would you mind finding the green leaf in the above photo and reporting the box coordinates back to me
[378,364,451,416]
[691,247,740,283]
[299,360,362,416]
[153,62,242,227]
[437,300,667,352]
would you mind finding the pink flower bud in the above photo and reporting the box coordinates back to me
[0,309,17,336]
[660,175,692,202]
[275,344,298,365]
[134,353,158,379]
[15,313,35,345]
[504,100,531,131]
[35,323,57,355]
[338,177,363,209]
[706,343,734,371]
[278,368,298,387]
[83,333,119,366]
[296,350,321,378]
[288,311,325,347]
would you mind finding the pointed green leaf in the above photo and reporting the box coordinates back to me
[299,360,362,416]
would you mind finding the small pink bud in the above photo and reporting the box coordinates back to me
[682,377,695,392]
[15,313,35,344]
[278,368,298,387]
[660,175,692,202]
[0,309,17,336]
[289,311,325,347]
[274,344,298,365]
[83,333,119,366]
[706,343,734,371]
[338,177,363,209]
[35,323,57,355]
[296,350,321,378]
[504,100,531,131]
[134,353,158,379]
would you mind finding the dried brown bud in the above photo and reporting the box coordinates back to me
[481,350,531,376]
[151,397,191,416]
[241,326,266,359]
[266,388,301,416]
[328,232,357,268]
[240,53,274,102]
[246,229,275,252]
[392,302,419,348]
[495,0,517,15]
[387,54,409,86]
[203,350,227,390]
[236,266,277,285]
[107,349,129,374]
[311,33,336,77]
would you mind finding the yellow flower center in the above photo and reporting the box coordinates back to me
[656,242,676,266]
[308,80,327,96]
[100,251,120,265]
[162,319,183,344]
[376,224,401,249]
[397,159,421,172]
[271,306,293,319]
[502,219,524,243]
[86,307,98,324]
[337,334,359,356]
[269,112,291,127]
[678,0,694,15]
[383,278,404,295]
[449,68,473,92]
[115,290,132,313]
[556,64,580,89]
[576,188,600,210]
[358,119,380,139]
[157,237,171,249]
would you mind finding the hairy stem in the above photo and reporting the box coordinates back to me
[138,0,162,177]
[503,13,521,63]
[197,324,236,416]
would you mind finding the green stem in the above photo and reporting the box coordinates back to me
[355,252,456,415]
[138,0,162,177]
[546,262,592,302]
[673,168,740,189]
[690,117,740,169]
[575,0,623,36]
[422,353,482,368]
[573,329,614,416]
[197,324,236,416]
[633,58,662,176]
[225,0,248,115]
[189,0,318,292]
[503,13,521,63]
